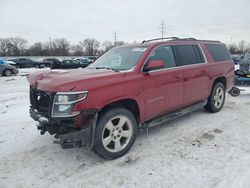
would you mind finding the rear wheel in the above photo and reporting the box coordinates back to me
[3,69,12,76]
[205,82,225,113]
[93,108,137,159]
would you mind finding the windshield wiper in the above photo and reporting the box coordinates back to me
[93,67,120,72]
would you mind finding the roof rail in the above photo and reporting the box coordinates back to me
[178,37,197,40]
[142,37,221,44]
[176,38,220,42]
[142,37,179,44]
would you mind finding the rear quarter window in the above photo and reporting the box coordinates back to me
[205,43,231,62]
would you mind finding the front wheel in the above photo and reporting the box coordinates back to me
[93,108,137,159]
[205,82,225,113]
[4,69,13,76]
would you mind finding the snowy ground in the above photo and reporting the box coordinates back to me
[1,69,250,188]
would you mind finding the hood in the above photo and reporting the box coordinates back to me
[6,61,16,66]
[27,68,125,92]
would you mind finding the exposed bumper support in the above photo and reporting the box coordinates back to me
[30,107,99,149]
[54,127,92,148]
[54,112,98,149]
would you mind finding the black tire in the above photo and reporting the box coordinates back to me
[93,108,137,159]
[3,69,13,76]
[45,63,51,68]
[205,82,225,113]
[229,87,240,97]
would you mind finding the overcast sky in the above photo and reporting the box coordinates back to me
[0,0,250,45]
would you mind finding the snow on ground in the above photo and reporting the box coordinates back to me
[1,69,250,188]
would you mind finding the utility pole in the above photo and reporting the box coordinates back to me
[160,20,166,40]
[113,31,117,47]
[49,37,52,56]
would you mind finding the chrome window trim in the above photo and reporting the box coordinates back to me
[141,44,208,74]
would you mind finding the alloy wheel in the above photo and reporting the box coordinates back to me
[102,115,133,153]
[213,87,224,108]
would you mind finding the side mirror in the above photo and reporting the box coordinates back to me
[144,60,165,72]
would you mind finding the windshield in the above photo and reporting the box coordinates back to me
[88,46,147,71]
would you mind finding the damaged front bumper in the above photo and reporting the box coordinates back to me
[30,107,97,149]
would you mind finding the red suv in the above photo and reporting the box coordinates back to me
[28,37,235,159]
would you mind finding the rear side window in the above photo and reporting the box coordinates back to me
[173,45,205,66]
[205,43,231,62]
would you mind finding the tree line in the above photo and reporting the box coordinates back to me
[227,40,250,54]
[1,37,250,57]
[0,37,125,57]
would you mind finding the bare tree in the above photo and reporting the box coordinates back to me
[238,40,246,54]
[116,41,125,47]
[228,43,239,54]
[71,44,84,56]
[102,41,113,53]
[51,38,71,56]
[42,42,52,56]
[28,42,43,56]
[245,43,250,53]
[8,37,28,56]
[0,38,10,56]
[80,38,100,56]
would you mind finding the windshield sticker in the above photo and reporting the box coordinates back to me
[132,48,147,52]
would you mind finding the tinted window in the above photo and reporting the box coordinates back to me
[194,46,205,63]
[70,60,80,65]
[77,59,88,63]
[147,45,176,69]
[174,45,204,66]
[205,43,231,62]
[63,60,71,65]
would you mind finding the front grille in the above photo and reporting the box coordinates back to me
[30,86,54,118]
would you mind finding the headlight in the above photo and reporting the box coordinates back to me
[52,91,88,117]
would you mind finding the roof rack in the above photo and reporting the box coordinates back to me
[142,37,179,44]
[142,37,220,44]
[179,38,197,40]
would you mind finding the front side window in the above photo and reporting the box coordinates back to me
[89,46,147,71]
[146,45,176,69]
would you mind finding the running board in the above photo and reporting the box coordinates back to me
[142,101,207,128]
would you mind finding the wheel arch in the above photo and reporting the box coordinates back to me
[212,76,227,90]
[99,98,141,125]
